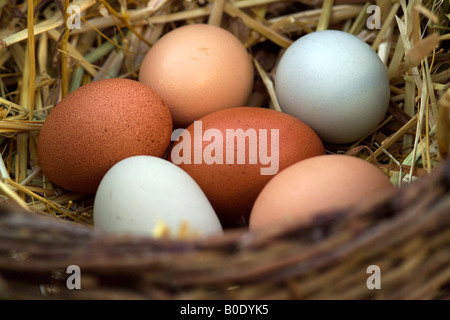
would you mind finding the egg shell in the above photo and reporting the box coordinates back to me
[168,107,325,227]
[138,24,254,128]
[275,30,390,144]
[249,154,396,230]
[37,78,173,194]
[93,155,223,238]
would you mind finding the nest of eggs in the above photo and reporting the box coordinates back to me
[0,0,449,299]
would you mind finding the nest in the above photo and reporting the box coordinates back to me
[0,157,449,299]
[0,0,449,299]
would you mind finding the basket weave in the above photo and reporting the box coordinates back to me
[0,157,449,300]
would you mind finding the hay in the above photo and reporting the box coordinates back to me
[0,0,449,299]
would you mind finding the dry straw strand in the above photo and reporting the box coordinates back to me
[316,0,334,31]
[0,0,96,48]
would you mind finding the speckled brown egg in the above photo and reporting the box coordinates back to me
[37,78,172,194]
[168,107,325,227]
[249,154,396,231]
[138,24,254,128]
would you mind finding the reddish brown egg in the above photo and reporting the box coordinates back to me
[38,78,172,194]
[168,107,325,227]
[249,154,396,231]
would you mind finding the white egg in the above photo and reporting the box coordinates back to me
[93,156,223,238]
[275,30,390,144]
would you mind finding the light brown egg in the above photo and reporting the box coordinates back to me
[37,78,172,194]
[168,107,325,228]
[249,154,396,230]
[138,24,254,128]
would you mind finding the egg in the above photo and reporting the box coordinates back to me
[168,107,325,227]
[138,24,254,128]
[275,30,390,144]
[249,154,395,230]
[37,78,173,194]
[93,155,223,238]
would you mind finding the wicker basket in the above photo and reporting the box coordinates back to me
[0,156,449,300]
[0,0,449,301]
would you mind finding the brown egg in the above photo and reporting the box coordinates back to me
[38,78,172,194]
[249,154,396,230]
[168,107,325,227]
[138,24,254,128]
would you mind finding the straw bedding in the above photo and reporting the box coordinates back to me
[0,0,449,299]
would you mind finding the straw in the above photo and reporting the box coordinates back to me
[208,0,226,26]
[0,0,447,301]
[253,58,282,112]
[0,0,96,48]
[0,0,446,260]
[224,2,292,49]
[316,0,334,31]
